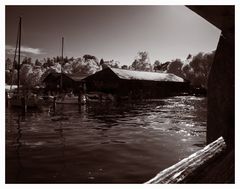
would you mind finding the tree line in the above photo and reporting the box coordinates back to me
[5,50,215,89]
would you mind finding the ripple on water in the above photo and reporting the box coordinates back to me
[6,96,207,183]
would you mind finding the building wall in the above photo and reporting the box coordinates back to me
[118,79,189,98]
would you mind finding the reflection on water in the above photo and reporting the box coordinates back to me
[6,96,207,183]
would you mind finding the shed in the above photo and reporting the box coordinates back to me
[83,67,190,99]
[42,72,88,95]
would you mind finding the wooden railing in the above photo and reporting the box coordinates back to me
[145,137,226,184]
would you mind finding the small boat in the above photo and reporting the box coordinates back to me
[55,93,87,104]
[86,92,115,103]
[7,17,42,109]
[9,92,43,108]
[51,115,69,121]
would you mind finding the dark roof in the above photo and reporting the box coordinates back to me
[43,72,89,82]
[42,72,61,82]
[67,74,89,82]
[109,68,185,82]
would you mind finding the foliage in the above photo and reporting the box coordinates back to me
[83,54,98,62]
[121,65,128,69]
[153,60,161,72]
[187,51,215,88]
[101,60,120,69]
[167,59,185,78]
[6,58,13,70]
[35,59,42,66]
[5,50,215,89]
[131,51,152,71]
[165,51,215,88]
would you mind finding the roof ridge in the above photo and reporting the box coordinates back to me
[110,67,168,74]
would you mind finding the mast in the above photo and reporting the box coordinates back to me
[17,17,22,94]
[10,17,20,90]
[61,37,64,60]
[60,37,64,91]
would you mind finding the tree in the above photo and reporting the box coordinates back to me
[43,57,54,68]
[71,57,100,74]
[153,60,161,72]
[166,59,185,78]
[100,58,104,67]
[5,69,18,85]
[63,56,69,64]
[28,67,44,88]
[71,58,83,74]
[101,60,120,69]
[22,57,33,66]
[19,64,33,88]
[112,61,120,68]
[83,58,101,74]
[35,59,42,66]
[165,51,215,88]
[121,65,128,69]
[188,51,215,88]
[62,62,72,74]
[186,54,192,60]
[83,54,98,62]
[5,58,13,70]
[131,51,152,71]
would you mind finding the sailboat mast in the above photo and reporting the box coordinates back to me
[60,37,64,91]
[61,37,64,60]
[17,17,22,94]
[10,17,20,91]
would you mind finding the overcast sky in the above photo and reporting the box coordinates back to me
[6,6,221,65]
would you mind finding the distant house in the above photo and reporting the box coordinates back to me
[42,72,88,95]
[82,67,190,99]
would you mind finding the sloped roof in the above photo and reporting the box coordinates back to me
[67,74,89,82]
[42,72,61,82]
[43,72,89,82]
[110,68,185,82]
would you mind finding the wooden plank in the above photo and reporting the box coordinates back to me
[145,136,226,184]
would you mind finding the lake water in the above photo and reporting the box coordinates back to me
[6,96,207,183]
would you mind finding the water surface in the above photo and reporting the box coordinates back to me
[6,96,207,183]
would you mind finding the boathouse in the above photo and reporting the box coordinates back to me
[42,72,88,95]
[82,67,189,99]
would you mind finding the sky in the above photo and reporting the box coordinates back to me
[5,5,221,65]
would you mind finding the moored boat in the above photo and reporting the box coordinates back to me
[86,92,115,103]
[7,17,42,109]
[9,92,43,108]
[55,93,86,104]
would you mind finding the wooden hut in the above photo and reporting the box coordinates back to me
[82,67,190,99]
[42,73,88,95]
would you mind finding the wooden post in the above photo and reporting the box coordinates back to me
[21,96,27,114]
[6,91,8,107]
[145,137,226,184]
[53,96,56,114]
[78,92,82,109]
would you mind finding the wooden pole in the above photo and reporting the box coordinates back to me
[53,96,56,115]
[6,91,8,107]
[145,137,226,184]
[21,96,26,114]
[17,17,22,94]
